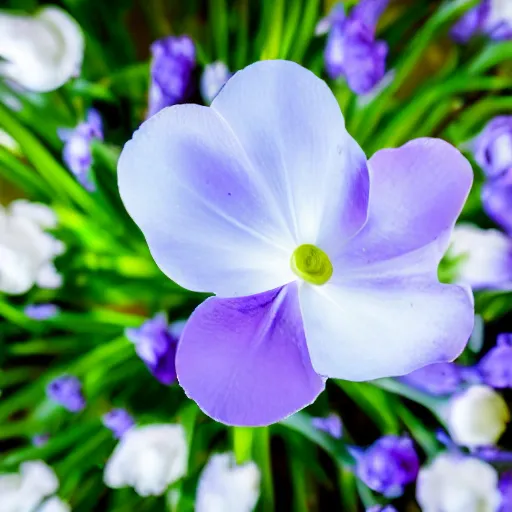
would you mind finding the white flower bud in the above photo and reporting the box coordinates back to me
[196,453,260,512]
[0,6,84,92]
[104,424,187,497]
[448,384,510,447]
[417,453,501,512]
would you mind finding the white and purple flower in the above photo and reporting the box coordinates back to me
[201,61,232,104]
[58,108,103,191]
[148,35,195,117]
[118,59,474,426]
[125,314,184,385]
[400,362,463,396]
[320,0,389,94]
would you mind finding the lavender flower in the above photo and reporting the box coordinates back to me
[353,436,419,497]
[323,0,389,94]
[148,36,195,117]
[24,303,60,320]
[366,507,397,512]
[125,314,183,385]
[201,61,231,104]
[479,334,512,388]
[32,434,49,446]
[46,376,85,412]
[311,413,342,439]
[400,362,462,396]
[482,171,512,234]
[118,60,473,426]
[58,109,103,191]
[451,0,491,43]
[102,409,135,439]
[499,471,512,512]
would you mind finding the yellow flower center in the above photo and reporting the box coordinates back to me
[290,244,333,285]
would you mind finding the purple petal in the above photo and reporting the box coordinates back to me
[482,171,512,234]
[400,362,462,396]
[176,283,325,426]
[300,279,473,380]
[451,0,491,43]
[351,0,390,31]
[479,334,512,388]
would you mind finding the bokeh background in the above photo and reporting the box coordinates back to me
[1,0,512,510]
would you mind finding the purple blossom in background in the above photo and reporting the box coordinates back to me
[32,434,49,446]
[366,506,397,512]
[499,471,512,511]
[353,436,419,497]
[46,375,85,412]
[148,35,195,117]
[200,61,231,104]
[24,303,60,320]
[479,334,512,388]
[451,0,512,42]
[483,171,512,234]
[312,413,342,439]
[118,60,474,426]
[102,408,134,439]
[125,314,184,385]
[323,0,389,94]
[58,108,103,191]
[400,362,462,396]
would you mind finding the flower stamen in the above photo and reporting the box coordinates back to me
[291,244,333,285]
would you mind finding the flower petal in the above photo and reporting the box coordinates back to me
[333,138,473,279]
[118,103,297,297]
[299,279,474,380]
[176,283,324,426]
[211,60,369,252]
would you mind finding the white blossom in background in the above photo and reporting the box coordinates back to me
[447,384,510,448]
[0,460,60,512]
[200,62,231,104]
[0,129,19,153]
[0,200,64,295]
[417,453,501,512]
[104,424,187,496]
[196,453,261,512]
[0,6,84,92]
[37,496,71,512]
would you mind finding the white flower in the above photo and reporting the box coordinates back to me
[0,129,19,153]
[200,62,231,104]
[0,460,59,512]
[448,224,512,290]
[417,453,501,512]
[37,496,71,512]
[485,0,512,34]
[0,6,84,92]
[104,424,187,497]
[448,384,510,448]
[0,200,64,295]
[195,453,260,512]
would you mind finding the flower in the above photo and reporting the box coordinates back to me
[32,434,49,447]
[499,471,512,512]
[24,304,60,320]
[416,453,501,512]
[447,385,510,447]
[37,497,71,512]
[0,6,83,92]
[322,0,389,94]
[195,452,260,512]
[201,61,231,104]
[125,314,184,385]
[58,109,103,191]
[482,171,512,235]
[448,224,512,290]
[103,424,187,496]
[311,413,343,439]
[118,59,474,426]
[366,507,397,512]
[148,35,196,117]
[46,375,85,412]
[0,460,59,512]
[451,0,512,42]
[353,436,419,497]
[0,200,64,295]
[102,408,135,439]
[400,362,462,396]
[479,334,512,389]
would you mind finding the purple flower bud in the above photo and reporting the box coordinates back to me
[311,413,343,439]
[482,170,512,235]
[499,471,512,511]
[102,408,134,439]
[400,362,462,396]
[366,506,397,512]
[354,436,419,498]
[479,334,512,388]
[58,108,103,191]
[32,434,49,446]
[125,314,185,385]
[324,0,389,95]
[46,375,85,412]
[451,0,491,43]
[200,61,231,104]
[148,36,195,117]
[24,303,60,320]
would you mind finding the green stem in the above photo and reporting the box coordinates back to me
[261,0,285,59]
[233,427,254,464]
[253,427,274,511]
[338,464,358,512]
[210,0,229,63]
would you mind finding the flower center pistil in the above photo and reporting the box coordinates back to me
[290,244,333,285]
